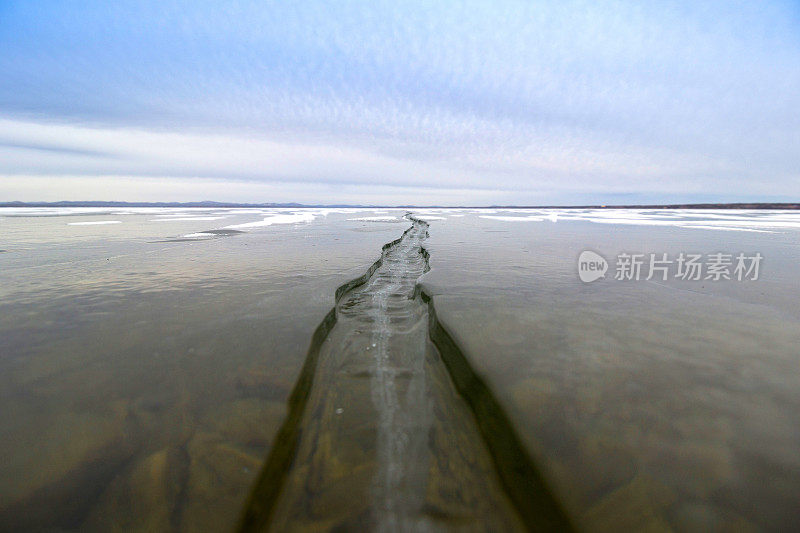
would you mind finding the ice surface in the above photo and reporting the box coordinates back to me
[480,215,544,222]
[66,220,122,225]
[347,216,401,221]
[149,217,229,221]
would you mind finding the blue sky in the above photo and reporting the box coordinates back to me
[1,0,798,205]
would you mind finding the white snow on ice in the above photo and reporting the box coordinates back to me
[223,212,316,229]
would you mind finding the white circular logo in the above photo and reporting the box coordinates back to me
[578,251,608,283]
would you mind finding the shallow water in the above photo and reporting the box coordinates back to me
[1,207,799,531]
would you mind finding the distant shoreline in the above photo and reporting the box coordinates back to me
[1,201,799,210]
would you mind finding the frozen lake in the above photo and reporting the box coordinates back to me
[1,207,799,531]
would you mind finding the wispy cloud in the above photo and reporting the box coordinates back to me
[1,1,798,203]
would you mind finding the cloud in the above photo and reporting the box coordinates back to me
[0,0,798,203]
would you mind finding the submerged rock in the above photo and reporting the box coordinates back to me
[83,446,189,532]
[181,433,264,533]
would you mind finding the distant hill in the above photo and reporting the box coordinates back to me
[489,203,800,210]
[0,201,322,208]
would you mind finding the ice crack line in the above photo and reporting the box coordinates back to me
[368,223,429,531]
[238,216,569,533]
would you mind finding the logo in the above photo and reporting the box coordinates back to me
[578,250,608,283]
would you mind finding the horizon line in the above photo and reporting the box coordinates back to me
[2,201,800,210]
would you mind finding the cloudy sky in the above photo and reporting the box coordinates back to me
[1,0,798,205]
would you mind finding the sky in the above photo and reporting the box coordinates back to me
[1,0,798,205]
